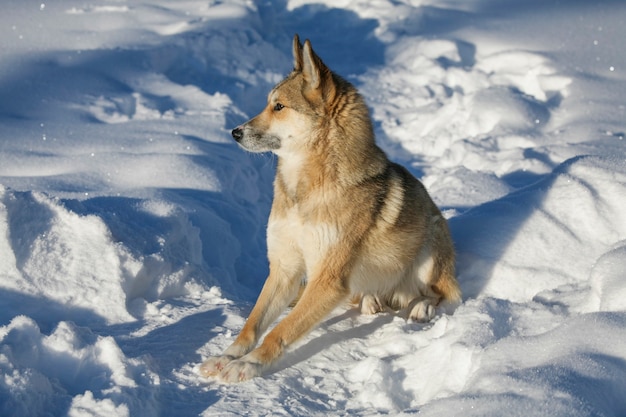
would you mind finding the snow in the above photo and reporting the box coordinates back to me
[1,0,625,415]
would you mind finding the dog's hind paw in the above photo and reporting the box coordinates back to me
[219,358,262,383]
[408,298,435,322]
[360,294,384,315]
[199,355,235,377]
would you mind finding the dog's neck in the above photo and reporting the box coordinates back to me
[276,151,306,199]
[275,137,388,204]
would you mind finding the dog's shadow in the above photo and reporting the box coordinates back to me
[267,308,418,376]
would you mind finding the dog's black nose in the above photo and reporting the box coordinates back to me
[231,127,243,141]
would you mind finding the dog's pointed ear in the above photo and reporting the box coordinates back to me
[302,39,321,90]
[299,38,336,102]
[293,34,303,72]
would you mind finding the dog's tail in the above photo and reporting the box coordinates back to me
[431,262,462,315]
[431,215,462,313]
[433,272,462,303]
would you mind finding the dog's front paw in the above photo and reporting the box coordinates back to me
[219,358,262,383]
[199,355,235,377]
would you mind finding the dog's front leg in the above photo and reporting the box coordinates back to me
[199,260,304,378]
[219,271,350,382]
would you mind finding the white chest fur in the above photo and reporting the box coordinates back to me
[267,205,340,277]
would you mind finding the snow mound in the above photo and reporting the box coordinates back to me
[453,155,626,303]
[0,186,212,327]
[362,38,570,164]
[0,316,158,417]
[589,242,626,312]
[417,311,626,417]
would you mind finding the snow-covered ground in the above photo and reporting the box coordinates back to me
[1,0,625,415]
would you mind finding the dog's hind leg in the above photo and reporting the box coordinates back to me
[405,220,461,323]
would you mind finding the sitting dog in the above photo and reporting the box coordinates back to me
[200,35,461,382]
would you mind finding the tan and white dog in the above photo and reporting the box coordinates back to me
[200,35,461,382]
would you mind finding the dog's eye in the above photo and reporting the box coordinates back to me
[273,103,284,112]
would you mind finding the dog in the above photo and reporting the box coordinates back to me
[200,34,461,383]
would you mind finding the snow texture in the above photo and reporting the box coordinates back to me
[1,0,625,416]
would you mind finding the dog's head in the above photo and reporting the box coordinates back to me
[231,34,338,155]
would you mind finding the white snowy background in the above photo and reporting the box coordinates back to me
[1,0,626,416]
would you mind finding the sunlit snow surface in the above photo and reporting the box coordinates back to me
[1,1,625,416]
